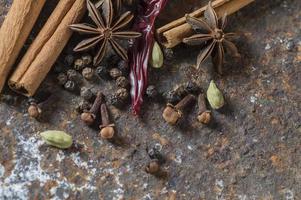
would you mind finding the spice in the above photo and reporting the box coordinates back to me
[74,58,85,71]
[81,91,104,125]
[80,87,94,101]
[0,0,46,93]
[150,41,164,68]
[109,68,123,79]
[81,54,92,66]
[116,76,129,88]
[28,102,42,119]
[183,1,240,74]
[146,85,158,99]
[57,73,68,86]
[64,54,75,66]
[82,67,94,80]
[8,0,86,97]
[69,0,141,65]
[117,60,129,75]
[197,93,211,124]
[184,81,199,94]
[40,130,73,149]
[64,80,76,92]
[108,94,123,107]
[162,94,195,125]
[129,0,168,115]
[145,160,160,174]
[76,100,92,113]
[163,90,181,104]
[206,80,224,109]
[99,103,115,139]
[67,69,82,83]
[96,65,110,80]
[116,88,129,101]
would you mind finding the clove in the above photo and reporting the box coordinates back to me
[162,94,196,125]
[81,91,103,125]
[197,93,211,124]
[99,103,115,139]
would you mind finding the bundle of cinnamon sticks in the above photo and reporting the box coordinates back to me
[0,0,86,96]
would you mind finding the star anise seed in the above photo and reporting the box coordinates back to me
[70,0,141,66]
[183,1,240,74]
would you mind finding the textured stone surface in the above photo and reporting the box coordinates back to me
[0,0,300,199]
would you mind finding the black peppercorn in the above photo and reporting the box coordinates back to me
[116,88,129,101]
[57,73,68,86]
[116,76,129,88]
[82,54,93,66]
[163,48,174,60]
[108,94,123,107]
[163,90,181,104]
[96,65,110,80]
[74,58,85,71]
[53,62,64,73]
[76,100,92,113]
[64,80,76,91]
[117,60,129,75]
[109,68,122,79]
[67,69,81,83]
[174,84,187,97]
[82,67,94,80]
[146,85,158,99]
[64,54,74,66]
[184,81,199,94]
[80,87,94,101]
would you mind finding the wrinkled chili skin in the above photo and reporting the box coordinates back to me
[129,0,168,115]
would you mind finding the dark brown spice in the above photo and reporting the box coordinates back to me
[99,103,115,139]
[69,0,141,66]
[81,54,92,66]
[116,88,129,101]
[146,85,158,99]
[81,91,104,125]
[67,69,81,83]
[57,73,68,86]
[197,93,211,124]
[162,94,196,125]
[116,76,129,88]
[145,160,160,174]
[183,1,240,74]
[64,80,76,92]
[28,101,41,119]
[64,54,74,66]
[74,58,85,71]
[82,67,94,80]
[109,68,122,79]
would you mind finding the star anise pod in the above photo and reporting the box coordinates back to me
[183,1,240,74]
[70,0,141,66]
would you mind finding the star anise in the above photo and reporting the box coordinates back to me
[183,1,240,74]
[70,0,141,66]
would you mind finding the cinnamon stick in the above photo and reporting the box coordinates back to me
[0,0,46,93]
[156,0,254,48]
[9,0,86,96]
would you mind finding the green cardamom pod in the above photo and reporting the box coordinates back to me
[207,80,225,109]
[40,130,73,149]
[150,41,164,68]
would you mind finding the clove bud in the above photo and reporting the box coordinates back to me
[207,80,224,109]
[162,94,195,125]
[197,93,211,124]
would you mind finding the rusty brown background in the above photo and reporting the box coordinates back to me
[0,0,300,199]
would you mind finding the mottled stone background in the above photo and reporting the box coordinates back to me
[0,0,300,199]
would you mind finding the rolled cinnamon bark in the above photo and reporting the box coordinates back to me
[156,0,254,48]
[0,0,46,93]
[9,0,86,96]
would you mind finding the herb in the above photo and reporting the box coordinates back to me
[70,0,141,66]
[183,1,240,74]
[129,0,168,115]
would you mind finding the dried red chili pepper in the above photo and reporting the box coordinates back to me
[129,0,168,115]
